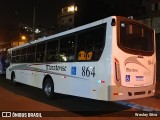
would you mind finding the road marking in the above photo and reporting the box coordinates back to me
[115,101,160,112]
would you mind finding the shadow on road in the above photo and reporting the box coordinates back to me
[0,75,131,116]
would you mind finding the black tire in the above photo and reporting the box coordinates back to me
[11,72,17,86]
[43,78,55,99]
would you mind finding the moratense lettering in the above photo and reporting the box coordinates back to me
[126,68,138,72]
[46,65,67,71]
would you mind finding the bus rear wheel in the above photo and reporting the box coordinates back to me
[43,78,55,99]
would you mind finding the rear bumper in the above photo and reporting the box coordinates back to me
[108,84,156,101]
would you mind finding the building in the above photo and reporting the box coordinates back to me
[139,0,160,60]
[11,25,30,47]
[11,23,47,47]
[57,5,77,32]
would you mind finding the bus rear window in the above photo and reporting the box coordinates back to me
[119,21,154,55]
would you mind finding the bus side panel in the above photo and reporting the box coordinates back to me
[52,61,109,101]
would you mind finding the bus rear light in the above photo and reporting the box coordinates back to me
[62,76,66,78]
[114,93,118,95]
[114,93,123,96]
[114,59,121,86]
[101,80,105,83]
[97,80,105,83]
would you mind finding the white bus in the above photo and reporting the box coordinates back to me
[6,16,156,101]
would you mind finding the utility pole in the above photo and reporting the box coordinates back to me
[32,6,36,41]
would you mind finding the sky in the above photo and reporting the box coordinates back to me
[0,0,72,42]
[0,0,143,27]
[0,0,143,42]
[0,0,71,28]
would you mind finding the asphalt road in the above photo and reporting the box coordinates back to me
[0,75,159,120]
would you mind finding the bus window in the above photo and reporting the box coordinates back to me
[20,47,27,63]
[46,40,58,62]
[11,50,16,63]
[77,24,106,61]
[27,46,36,63]
[59,36,75,62]
[15,49,21,63]
[7,51,11,64]
[119,21,154,55]
[36,43,45,62]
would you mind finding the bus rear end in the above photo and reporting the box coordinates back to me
[109,16,156,101]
